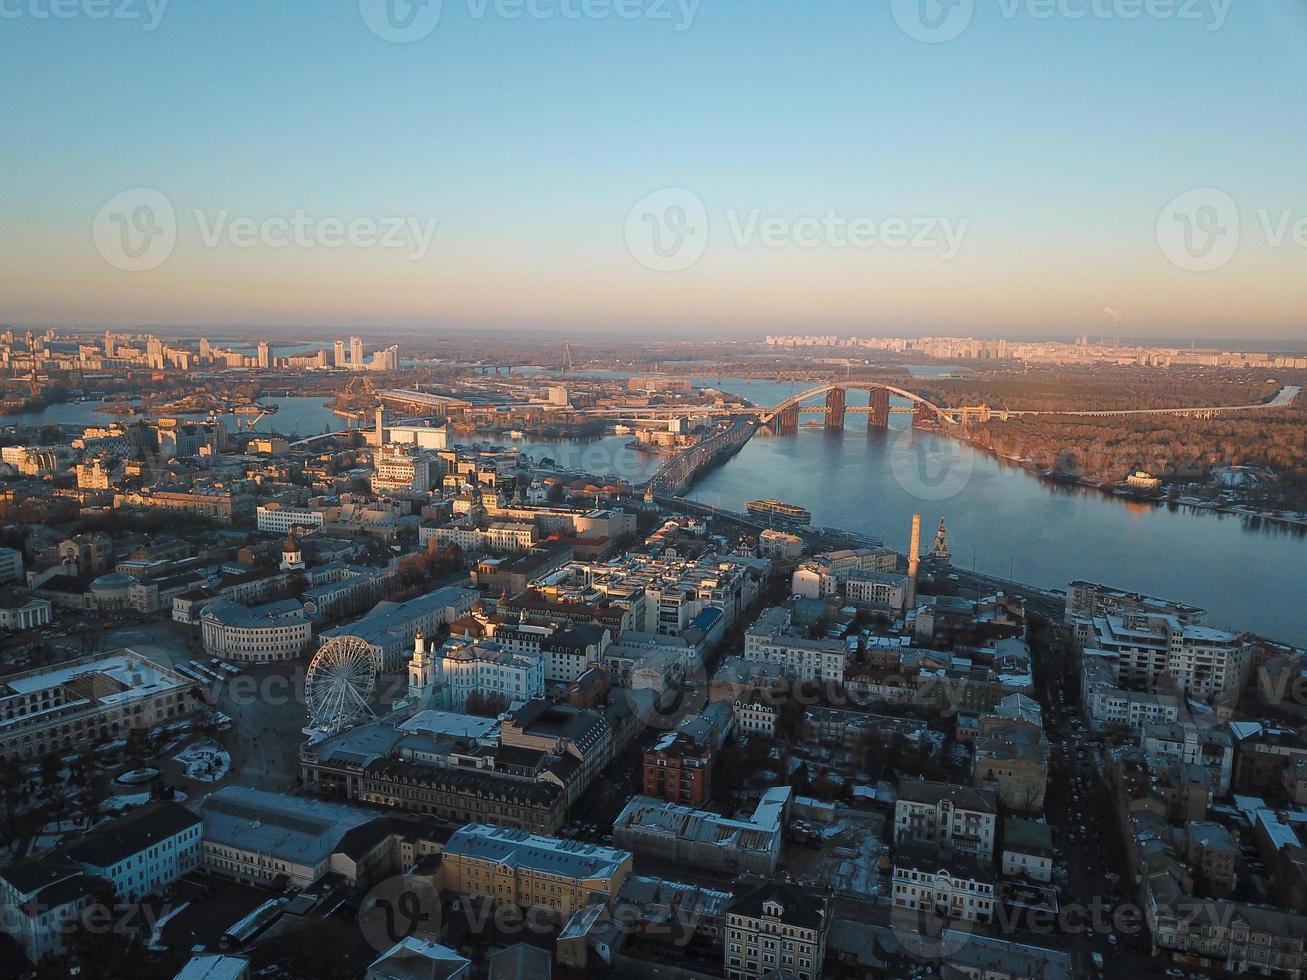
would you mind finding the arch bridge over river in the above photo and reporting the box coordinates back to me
[649,383,1300,491]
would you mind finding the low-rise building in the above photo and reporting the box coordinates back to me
[643,731,713,807]
[973,727,1048,813]
[0,651,197,762]
[200,598,312,664]
[894,778,998,861]
[427,635,546,713]
[758,529,803,561]
[1082,650,1181,732]
[1149,884,1307,977]
[360,758,567,835]
[1142,721,1235,798]
[724,879,829,980]
[319,586,478,671]
[614,789,790,876]
[0,546,24,584]
[440,823,632,918]
[732,698,779,738]
[256,504,325,534]
[744,606,847,686]
[892,840,996,924]
[1000,818,1054,883]
[0,591,53,631]
[0,802,202,962]
[1187,821,1238,898]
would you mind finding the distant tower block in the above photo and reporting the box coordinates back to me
[867,388,890,430]
[932,518,951,562]
[825,388,846,431]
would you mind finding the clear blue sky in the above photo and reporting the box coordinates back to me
[1,0,1304,338]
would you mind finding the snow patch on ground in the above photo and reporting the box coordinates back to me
[172,741,231,783]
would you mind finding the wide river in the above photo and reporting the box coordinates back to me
[7,377,1304,644]
[682,378,1307,646]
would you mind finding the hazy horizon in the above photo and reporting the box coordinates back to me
[3,3,1305,338]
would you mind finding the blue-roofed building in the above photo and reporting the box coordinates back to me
[439,823,633,918]
[320,586,478,671]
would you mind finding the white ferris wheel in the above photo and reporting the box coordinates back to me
[305,635,379,734]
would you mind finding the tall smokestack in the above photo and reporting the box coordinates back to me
[375,404,385,446]
[907,513,921,608]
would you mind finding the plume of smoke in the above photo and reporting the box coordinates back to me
[1102,306,1124,326]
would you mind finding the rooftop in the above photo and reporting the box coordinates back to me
[445,823,630,880]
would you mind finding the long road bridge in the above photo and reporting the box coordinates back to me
[753,381,1301,432]
[292,381,1300,457]
[644,383,1300,492]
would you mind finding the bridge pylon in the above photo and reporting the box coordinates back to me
[868,388,890,431]
[775,404,799,435]
[825,388,846,431]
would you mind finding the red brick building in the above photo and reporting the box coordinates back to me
[643,732,714,807]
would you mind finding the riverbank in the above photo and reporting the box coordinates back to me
[961,433,1307,533]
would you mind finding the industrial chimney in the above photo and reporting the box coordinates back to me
[907,513,922,608]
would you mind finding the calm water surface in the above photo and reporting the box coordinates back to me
[688,378,1307,645]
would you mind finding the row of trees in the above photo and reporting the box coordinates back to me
[918,365,1296,413]
[969,405,1307,508]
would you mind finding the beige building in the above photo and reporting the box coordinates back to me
[894,779,998,861]
[439,824,632,918]
[892,841,996,924]
[725,880,829,980]
[0,651,197,761]
[973,728,1049,813]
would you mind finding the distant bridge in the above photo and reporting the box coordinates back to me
[748,382,1301,432]
[375,389,474,415]
[756,381,959,433]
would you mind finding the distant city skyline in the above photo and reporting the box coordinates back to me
[2,4,1305,337]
